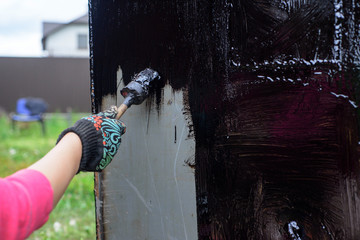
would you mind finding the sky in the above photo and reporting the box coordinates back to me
[0,0,88,57]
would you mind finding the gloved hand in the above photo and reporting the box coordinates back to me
[57,106,126,172]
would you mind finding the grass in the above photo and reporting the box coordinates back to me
[0,113,96,239]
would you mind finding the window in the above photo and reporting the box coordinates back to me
[77,34,88,49]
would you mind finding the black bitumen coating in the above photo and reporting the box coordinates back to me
[90,1,360,239]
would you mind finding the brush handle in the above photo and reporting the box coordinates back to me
[116,104,128,120]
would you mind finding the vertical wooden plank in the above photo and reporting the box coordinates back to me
[89,0,360,239]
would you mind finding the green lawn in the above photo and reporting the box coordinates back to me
[0,114,96,239]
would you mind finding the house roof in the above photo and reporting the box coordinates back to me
[42,13,88,50]
[43,22,63,37]
[72,14,88,24]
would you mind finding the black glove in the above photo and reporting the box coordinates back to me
[57,106,126,172]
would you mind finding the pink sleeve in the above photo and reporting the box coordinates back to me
[0,169,54,240]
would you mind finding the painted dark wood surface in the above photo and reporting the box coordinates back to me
[89,0,360,239]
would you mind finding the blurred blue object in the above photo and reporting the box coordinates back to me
[11,98,48,135]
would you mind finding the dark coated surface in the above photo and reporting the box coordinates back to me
[90,0,360,239]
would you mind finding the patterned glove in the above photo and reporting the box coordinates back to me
[57,106,126,172]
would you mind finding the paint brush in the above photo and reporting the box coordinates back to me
[116,68,160,119]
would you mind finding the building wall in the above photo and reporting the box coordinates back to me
[0,57,91,113]
[45,24,89,57]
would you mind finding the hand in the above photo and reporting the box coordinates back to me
[57,106,126,172]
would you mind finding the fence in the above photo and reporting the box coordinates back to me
[0,57,91,113]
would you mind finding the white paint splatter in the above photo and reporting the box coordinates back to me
[288,221,301,240]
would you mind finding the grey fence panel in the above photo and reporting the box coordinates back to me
[0,57,90,113]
